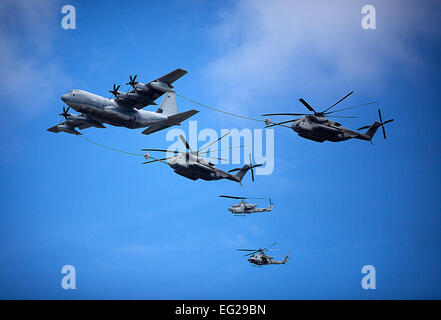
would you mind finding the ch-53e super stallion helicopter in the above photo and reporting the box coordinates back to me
[262,91,394,143]
[219,195,273,216]
[141,133,262,184]
[47,69,198,136]
[238,242,289,267]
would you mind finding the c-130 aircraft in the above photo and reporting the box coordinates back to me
[47,69,198,136]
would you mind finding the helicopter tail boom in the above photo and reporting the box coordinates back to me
[234,164,252,182]
[365,121,381,139]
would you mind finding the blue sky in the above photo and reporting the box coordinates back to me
[0,0,440,299]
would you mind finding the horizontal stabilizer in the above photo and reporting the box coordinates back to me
[141,110,199,135]
[47,125,62,133]
[166,109,199,124]
[46,124,81,135]
[141,124,174,135]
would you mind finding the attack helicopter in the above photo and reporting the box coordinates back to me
[237,242,289,266]
[219,195,273,216]
[262,91,394,143]
[141,133,262,184]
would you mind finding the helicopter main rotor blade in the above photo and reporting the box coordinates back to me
[264,122,294,129]
[265,119,298,128]
[322,91,354,113]
[141,148,184,154]
[263,242,279,251]
[198,145,247,155]
[179,135,192,152]
[198,132,230,153]
[220,195,247,199]
[142,157,173,164]
[325,101,377,115]
[261,113,308,116]
[220,195,266,200]
[326,115,357,119]
[244,252,258,257]
[299,98,316,113]
[141,155,170,165]
[200,155,227,161]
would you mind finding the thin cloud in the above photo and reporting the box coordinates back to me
[204,0,440,110]
[0,0,71,115]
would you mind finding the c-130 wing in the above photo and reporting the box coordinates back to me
[115,69,188,110]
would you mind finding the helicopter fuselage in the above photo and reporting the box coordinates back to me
[164,153,245,182]
[228,200,272,215]
[291,115,368,143]
[248,253,274,265]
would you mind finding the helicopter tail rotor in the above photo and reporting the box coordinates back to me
[357,109,394,140]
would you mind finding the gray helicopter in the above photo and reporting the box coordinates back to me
[47,69,198,136]
[262,91,394,143]
[219,195,273,216]
[141,133,262,184]
[238,242,289,267]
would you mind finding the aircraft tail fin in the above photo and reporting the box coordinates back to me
[267,199,274,212]
[229,162,263,183]
[365,122,381,139]
[282,256,289,264]
[234,164,252,182]
[156,91,177,115]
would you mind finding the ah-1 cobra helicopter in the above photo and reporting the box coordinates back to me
[237,242,289,266]
[219,195,273,216]
[262,91,394,143]
[141,133,262,184]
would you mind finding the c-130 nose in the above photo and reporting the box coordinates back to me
[61,94,69,102]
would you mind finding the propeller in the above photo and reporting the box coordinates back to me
[58,106,71,119]
[109,83,121,97]
[126,74,138,88]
